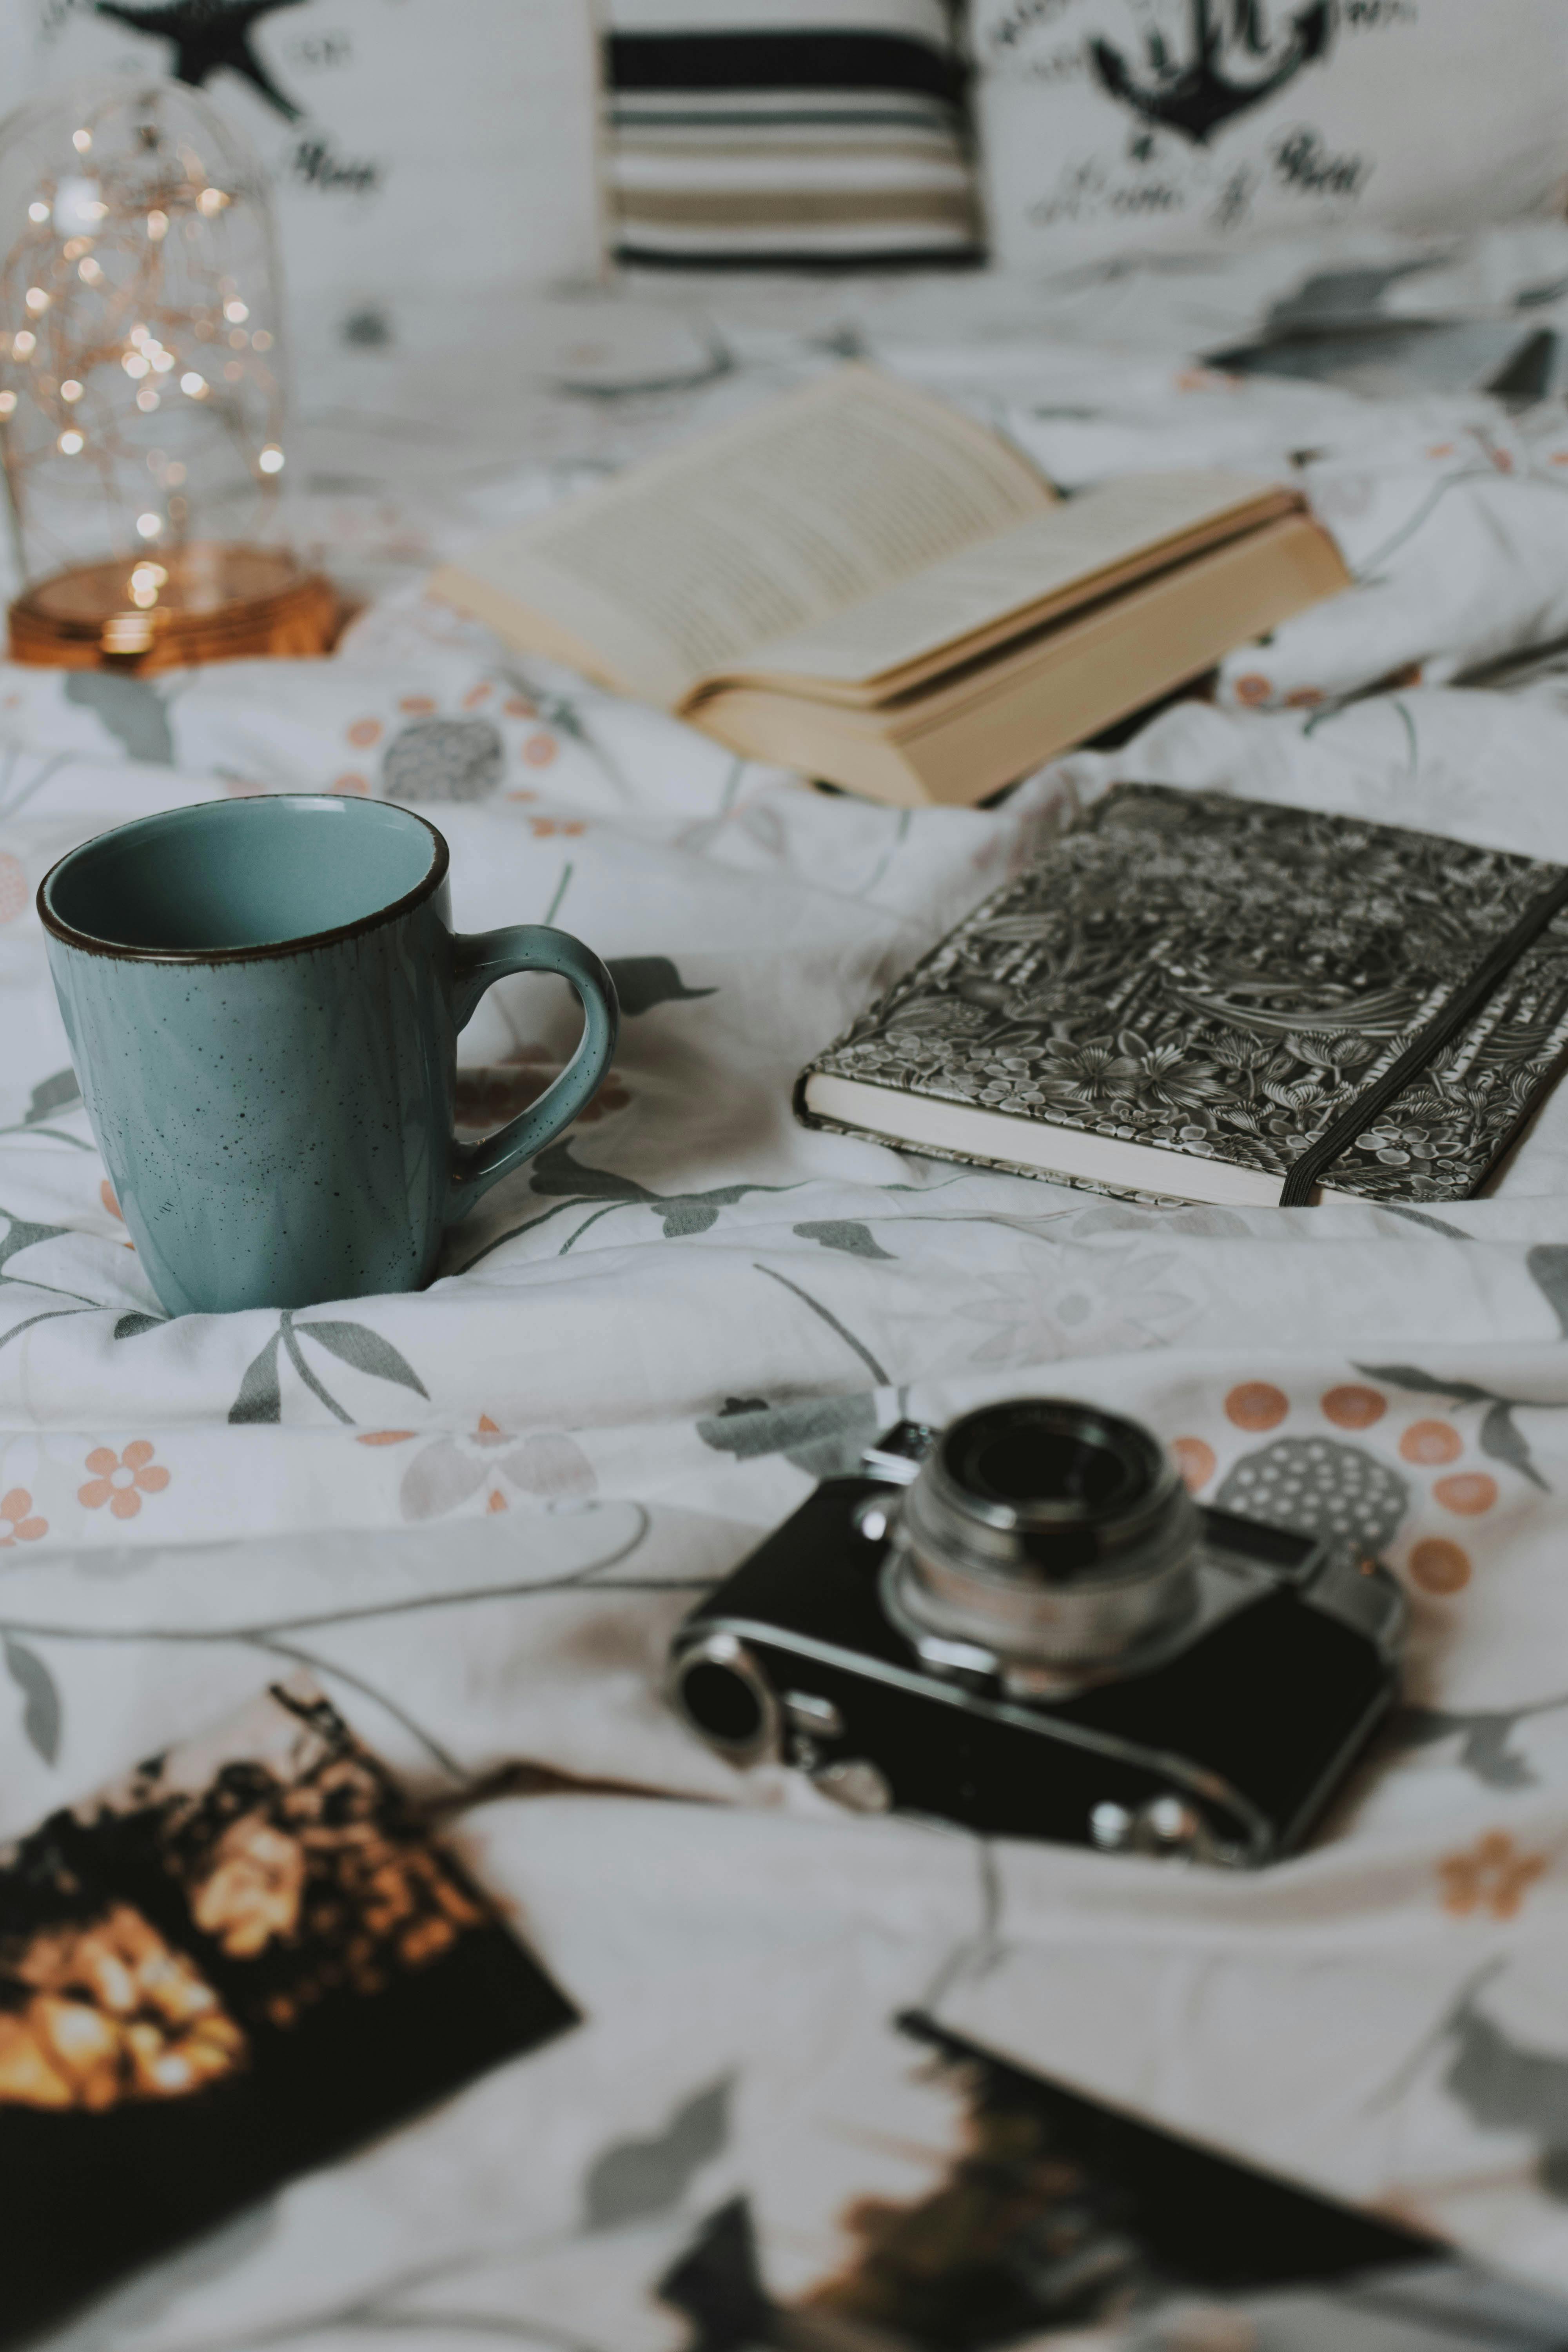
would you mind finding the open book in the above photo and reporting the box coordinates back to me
[428,367,1349,807]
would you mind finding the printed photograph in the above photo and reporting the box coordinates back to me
[0,1676,578,2349]
[660,2016,1568,2351]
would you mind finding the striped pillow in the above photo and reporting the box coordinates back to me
[604,0,985,269]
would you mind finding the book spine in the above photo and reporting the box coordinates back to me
[1279,867,1568,1205]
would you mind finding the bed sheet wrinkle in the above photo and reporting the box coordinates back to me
[9,227,1568,2346]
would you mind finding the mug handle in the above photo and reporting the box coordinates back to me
[446,925,619,1221]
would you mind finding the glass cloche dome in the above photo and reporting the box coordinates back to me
[0,74,335,668]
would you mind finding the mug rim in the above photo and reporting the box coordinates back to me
[37,792,450,965]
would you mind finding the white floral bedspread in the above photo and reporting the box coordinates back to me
[8,227,1568,2348]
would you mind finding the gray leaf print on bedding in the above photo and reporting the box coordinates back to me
[1528,1244,1568,1338]
[1390,1698,1568,1790]
[4,1635,61,1763]
[381,716,503,803]
[1358,1360,1557,1492]
[1446,1992,1568,2201]
[228,1331,282,1424]
[793,1220,896,1261]
[530,1138,797,1245]
[229,1318,428,1425]
[113,1312,165,1341]
[24,1069,82,1126]
[584,2076,730,2231]
[65,671,173,766]
[0,1210,73,1275]
[295,1320,429,1396]
[698,1393,879,1478]
[606,956,717,1016]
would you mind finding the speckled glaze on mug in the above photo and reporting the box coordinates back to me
[38,794,618,1317]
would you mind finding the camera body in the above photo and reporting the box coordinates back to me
[670,1401,1405,1867]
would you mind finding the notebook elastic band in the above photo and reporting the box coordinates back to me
[1279,865,1568,1207]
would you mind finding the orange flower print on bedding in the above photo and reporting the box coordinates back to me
[1174,367,1233,392]
[346,717,382,748]
[522,732,558,768]
[0,851,26,924]
[1439,1831,1547,1920]
[0,1488,46,1545]
[1233,674,1272,706]
[79,1441,170,1520]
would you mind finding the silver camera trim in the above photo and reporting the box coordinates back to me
[881,1538,1272,1697]
[886,1398,1205,1672]
[679,1610,1273,1866]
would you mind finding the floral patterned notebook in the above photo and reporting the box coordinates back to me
[797,785,1568,1207]
[0,1677,577,2349]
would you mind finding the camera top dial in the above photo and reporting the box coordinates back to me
[886,1398,1201,1675]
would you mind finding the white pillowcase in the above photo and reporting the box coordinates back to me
[4,0,605,344]
[973,0,1568,275]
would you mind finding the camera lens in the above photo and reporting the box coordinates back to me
[670,1633,780,1762]
[946,1404,1150,1522]
[888,1398,1199,1673]
[683,1662,764,1747]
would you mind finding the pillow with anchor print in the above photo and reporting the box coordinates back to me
[4,0,604,342]
[973,0,1568,275]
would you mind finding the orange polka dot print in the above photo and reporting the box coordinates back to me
[1400,1420,1461,1465]
[1409,1539,1471,1595]
[1434,1473,1497,1516]
[1171,1437,1216,1492]
[1322,1385,1385,1430]
[1225,1383,1287,1432]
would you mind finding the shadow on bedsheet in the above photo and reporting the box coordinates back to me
[657,2014,1568,2350]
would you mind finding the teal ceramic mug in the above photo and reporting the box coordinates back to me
[38,793,619,1317]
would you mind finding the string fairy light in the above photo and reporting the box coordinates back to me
[0,76,330,670]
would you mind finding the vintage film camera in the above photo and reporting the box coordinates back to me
[669,1398,1405,1867]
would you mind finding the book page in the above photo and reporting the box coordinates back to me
[704,472,1293,703]
[431,367,1053,707]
